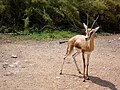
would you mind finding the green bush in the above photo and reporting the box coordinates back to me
[0,0,120,34]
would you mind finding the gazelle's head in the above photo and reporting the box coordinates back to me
[83,23,99,41]
[83,15,99,41]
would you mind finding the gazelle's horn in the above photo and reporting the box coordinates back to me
[91,15,99,30]
[87,13,89,30]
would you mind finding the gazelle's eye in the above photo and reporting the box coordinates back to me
[90,31,93,36]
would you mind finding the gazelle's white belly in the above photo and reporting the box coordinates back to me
[74,47,91,55]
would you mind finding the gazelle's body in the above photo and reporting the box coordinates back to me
[60,23,99,82]
[67,34,94,53]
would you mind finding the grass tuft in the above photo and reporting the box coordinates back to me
[27,31,77,40]
[0,31,78,40]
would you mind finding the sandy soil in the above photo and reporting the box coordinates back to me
[0,34,120,90]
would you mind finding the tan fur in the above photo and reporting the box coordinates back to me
[67,34,94,52]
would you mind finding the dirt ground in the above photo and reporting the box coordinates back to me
[0,34,120,90]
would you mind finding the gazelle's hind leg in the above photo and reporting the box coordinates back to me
[60,45,73,75]
[72,52,81,74]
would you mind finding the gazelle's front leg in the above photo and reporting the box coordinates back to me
[86,54,90,80]
[82,51,86,82]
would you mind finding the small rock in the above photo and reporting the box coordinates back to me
[101,53,104,55]
[6,40,12,43]
[90,67,93,69]
[11,55,17,58]
[108,40,111,43]
[74,77,78,80]
[103,67,106,69]
[113,39,116,41]
[66,61,71,64]
[9,61,20,68]
[118,37,120,40]
[21,66,26,68]
[9,64,16,68]
[85,85,89,89]
[2,63,9,68]
[29,63,35,66]
[56,76,60,79]
[4,72,13,76]
[13,61,20,65]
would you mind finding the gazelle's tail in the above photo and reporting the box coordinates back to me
[59,41,68,44]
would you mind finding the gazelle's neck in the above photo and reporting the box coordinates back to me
[87,35,94,51]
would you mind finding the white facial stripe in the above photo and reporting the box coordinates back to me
[85,34,89,39]
[83,23,99,41]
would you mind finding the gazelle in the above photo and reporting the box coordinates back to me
[59,16,99,82]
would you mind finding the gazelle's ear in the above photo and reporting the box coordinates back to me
[83,23,87,30]
[94,27,99,32]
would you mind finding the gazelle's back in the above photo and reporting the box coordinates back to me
[68,35,86,48]
[68,35,94,52]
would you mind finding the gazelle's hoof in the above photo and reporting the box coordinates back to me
[79,71,82,74]
[60,72,62,75]
[86,77,90,80]
[83,80,86,82]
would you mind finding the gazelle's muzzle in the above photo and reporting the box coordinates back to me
[85,37,89,41]
[85,35,90,41]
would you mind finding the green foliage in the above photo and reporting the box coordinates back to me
[31,30,77,39]
[0,0,120,34]
[3,30,77,40]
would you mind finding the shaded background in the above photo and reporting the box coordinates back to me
[0,0,120,34]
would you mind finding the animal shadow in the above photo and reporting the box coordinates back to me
[89,76,117,90]
[61,74,117,90]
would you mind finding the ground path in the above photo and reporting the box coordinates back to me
[0,34,120,90]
